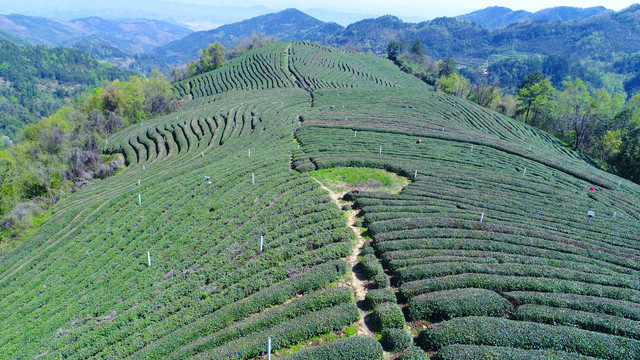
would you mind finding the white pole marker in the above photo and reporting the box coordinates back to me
[260,235,264,253]
[252,173,255,184]
[267,337,271,360]
[480,212,484,222]
[138,180,140,186]
[379,146,382,155]
[147,251,151,267]
[138,194,141,205]
[414,170,418,179]
[248,149,251,157]
[522,168,526,176]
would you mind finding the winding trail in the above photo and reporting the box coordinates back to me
[314,181,375,339]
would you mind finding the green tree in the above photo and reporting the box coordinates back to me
[436,72,471,98]
[188,42,226,77]
[386,40,406,62]
[438,56,456,77]
[554,79,623,152]
[411,39,425,57]
[516,71,555,126]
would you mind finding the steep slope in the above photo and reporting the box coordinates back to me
[1,42,639,359]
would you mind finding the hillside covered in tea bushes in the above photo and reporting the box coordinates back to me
[1,42,639,359]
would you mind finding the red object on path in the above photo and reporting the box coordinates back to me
[590,187,595,191]
[330,106,334,109]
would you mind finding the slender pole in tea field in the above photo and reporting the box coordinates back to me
[267,337,271,360]
[260,236,264,253]
[522,168,526,176]
[147,251,151,267]
[138,194,141,205]
[252,173,255,184]
[480,212,484,222]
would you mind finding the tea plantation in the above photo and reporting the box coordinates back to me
[1,42,639,359]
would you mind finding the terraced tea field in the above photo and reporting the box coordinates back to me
[1,42,639,359]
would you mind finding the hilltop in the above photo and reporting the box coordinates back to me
[1,41,639,359]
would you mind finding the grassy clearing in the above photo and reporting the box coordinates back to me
[310,167,408,194]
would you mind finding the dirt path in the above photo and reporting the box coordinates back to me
[314,181,375,339]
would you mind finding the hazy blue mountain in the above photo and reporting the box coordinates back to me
[457,5,612,29]
[0,14,192,53]
[154,8,343,67]
[0,0,272,30]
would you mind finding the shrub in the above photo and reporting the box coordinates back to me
[353,219,364,227]
[360,243,375,256]
[433,344,599,359]
[381,328,413,352]
[342,204,353,211]
[372,272,390,289]
[417,316,640,359]
[364,288,396,310]
[408,288,513,321]
[361,254,384,278]
[397,345,429,360]
[373,302,405,330]
[280,336,383,360]
[515,304,640,340]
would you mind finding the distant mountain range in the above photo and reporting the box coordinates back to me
[0,14,192,53]
[2,4,639,95]
[456,6,613,29]
[154,8,343,67]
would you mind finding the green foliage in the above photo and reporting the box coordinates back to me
[418,316,640,359]
[515,304,640,340]
[408,288,513,321]
[380,328,413,352]
[188,42,226,78]
[433,344,599,360]
[361,254,384,279]
[364,288,396,310]
[0,72,180,247]
[372,302,405,330]
[0,35,132,138]
[397,345,429,360]
[280,336,383,360]
[516,71,555,126]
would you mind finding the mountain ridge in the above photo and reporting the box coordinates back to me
[457,5,612,29]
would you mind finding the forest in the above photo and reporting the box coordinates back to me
[0,35,132,139]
